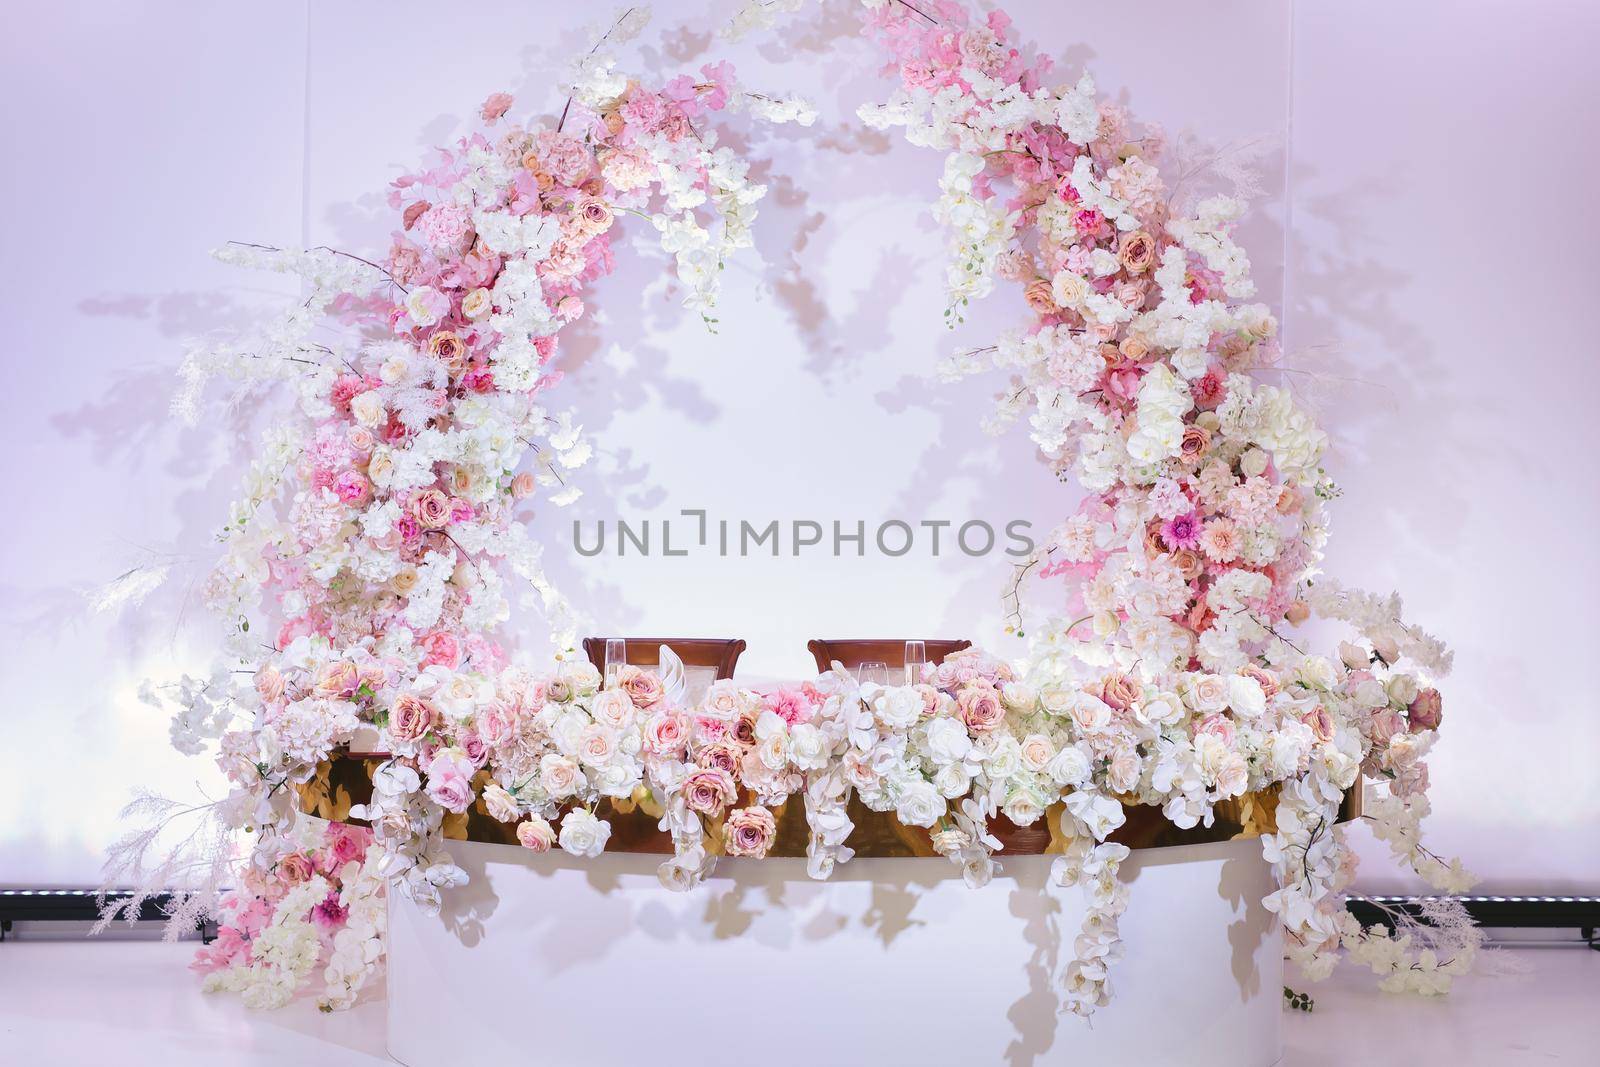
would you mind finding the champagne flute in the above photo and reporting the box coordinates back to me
[604,639,626,689]
[858,661,889,687]
[904,640,926,686]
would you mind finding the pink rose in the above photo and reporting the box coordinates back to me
[695,742,741,777]
[618,665,665,709]
[426,769,473,813]
[1370,709,1406,747]
[419,630,461,670]
[722,806,777,858]
[516,816,556,853]
[1242,664,1281,700]
[459,730,489,768]
[682,768,736,817]
[323,824,370,868]
[1407,688,1443,732]
[1197,712,1235,746]
[413,488,452,529]
[510,472,536,500]
[389,693,438,743]
[476,701,517,748]
[957,684,1004,734]
[644,711,690,757]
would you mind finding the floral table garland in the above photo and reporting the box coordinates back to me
[108,0,1474,1021]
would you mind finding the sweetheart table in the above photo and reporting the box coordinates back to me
[383,837,1283,1067]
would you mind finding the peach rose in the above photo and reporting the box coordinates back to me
[313,661,359,698]
[278,853,314,885]
[722,806,777,858]
[1098,672,1138,712]
[545,678,573,703]
[255,663,286,705]
[590,689,635,730]
[682,768,736,817]
[1023,278,1057,315]
[1119,335,1151,362]
[389,693,438,742]
[390,567,418,596]
[510,472,536,500]
[1284,600,1310,625]
[516,816,556,853]
[1118,230,1157,273]
[1179,424,1212,464]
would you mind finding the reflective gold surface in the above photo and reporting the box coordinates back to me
[296,752,1359,857]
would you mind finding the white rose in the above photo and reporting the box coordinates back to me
[924,716,973,764]
[1386,674,1420,707]
[1239,447,1269,478]
[1227,675,1266,719]
[558,809,611,858]
[933,762,972,799]
[1040,685,1075,716]
[874,687,924,729]
[788,723,828,770]
[894,780,945,828]
[1296,656,1337,691]
[550,709,588,756]
[1003,787,1046,827]
[1143,692,1186,727]
[405,285,445,327]
[1047,745,1091,788]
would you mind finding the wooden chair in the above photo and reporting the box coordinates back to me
[581,637,747,681]
[806,638,972,675]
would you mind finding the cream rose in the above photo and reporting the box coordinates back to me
[482,782,520,823]
[461,287,492,319]
[539,753,581,799]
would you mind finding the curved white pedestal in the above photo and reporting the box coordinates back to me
[387,838,1282,1067]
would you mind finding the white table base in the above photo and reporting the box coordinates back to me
[387,837,1283,1067]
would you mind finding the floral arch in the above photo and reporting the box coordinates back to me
[112,0,1472,1019]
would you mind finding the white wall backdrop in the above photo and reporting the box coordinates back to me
[1,1,1593,893]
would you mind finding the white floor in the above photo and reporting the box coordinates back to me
[0,933,1595,1065]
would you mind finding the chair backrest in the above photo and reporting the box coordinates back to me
[805,638,972,675]
[581,637,747,680]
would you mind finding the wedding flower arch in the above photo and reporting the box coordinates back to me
[111,0,1473,1019]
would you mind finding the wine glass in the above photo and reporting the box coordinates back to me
[857,661,889,687]
[904,641,927,686]
[604,639,626,688]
